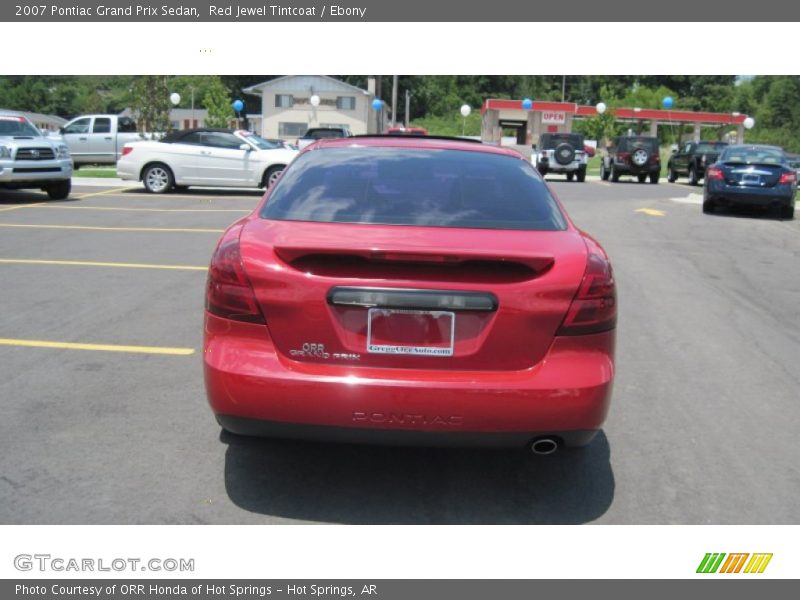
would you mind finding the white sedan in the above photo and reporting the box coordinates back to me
[117,128,298,193]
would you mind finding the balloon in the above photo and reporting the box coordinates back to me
[460,104,471,118]
[662,96,674,109]
[232,99,244,113]
[521,98,532,110]
[596,102,607,115]
[310,94,320,107]
[743,117,755,130]
[169,93,181,106]
[371,98,383,111]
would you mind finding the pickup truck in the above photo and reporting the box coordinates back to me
[296,127,353,150]
[59,114,141,166]
[667,141,728,185]
[0,111,73,200]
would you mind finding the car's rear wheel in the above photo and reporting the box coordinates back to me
[45,180,71,200]
[688,165,699,186]
[610,164,620,182]
[263,165,285,188]
[781,204,795,220]
[702,199,716,214]
[637,174,647,183]
[567,172,575,182]
[142,163,174,194]
[576,167,587,182]
[667,165,677,182]
[600,162,610,181]
[650,172,660,184]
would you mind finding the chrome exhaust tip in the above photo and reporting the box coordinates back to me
[530,438,559,455]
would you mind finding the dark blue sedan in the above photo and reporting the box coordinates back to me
[703,145,796,220]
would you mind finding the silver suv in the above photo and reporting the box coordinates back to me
[533,133,588,182]
[0,112,73,199]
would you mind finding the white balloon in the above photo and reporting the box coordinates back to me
[596,102,607,115]
[169,93,181,106]
[460,104,471,118]
[743,117,755,130]
[310,94,320,107]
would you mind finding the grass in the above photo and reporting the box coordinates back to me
[73,167,117,178]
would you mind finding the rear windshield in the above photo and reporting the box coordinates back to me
[619,137,658,151]
[541,134,583,149]
[721,147,785,165]
[695,142,727,153]
[262,147,567,231]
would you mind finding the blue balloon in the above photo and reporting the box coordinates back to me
[522,98,533,110]
[371,98,383,111]
[232,99,244,113]
[662,96,674,109]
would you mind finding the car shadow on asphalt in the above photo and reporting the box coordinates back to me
[706,205,792,221]
[119,188,264,197]
[221,431,614,524]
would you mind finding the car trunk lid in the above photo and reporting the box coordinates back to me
[239,219,588,371]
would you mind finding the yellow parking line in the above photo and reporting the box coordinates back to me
[634,208,666,217]
[0,258,207,271]
[0,223,224,233]
[0,337,194,355]
[33,205,249,213]
[74,186,136,199]
[0,202,47,212]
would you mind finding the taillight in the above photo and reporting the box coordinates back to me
[650,153,660,163]
[121,146,133,157]
[617,151,630,162]
[206,223,265,324]
[779,171,797,184]
[706,166,724,181]
[557,253,617,336]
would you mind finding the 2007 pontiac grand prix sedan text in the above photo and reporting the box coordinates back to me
[203,136,617,454]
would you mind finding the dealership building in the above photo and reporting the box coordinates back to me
[481,99,752,147]
[243,75,380,139]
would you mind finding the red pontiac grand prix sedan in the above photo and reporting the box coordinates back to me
[203,136,616,455]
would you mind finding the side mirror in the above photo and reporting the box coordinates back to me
[240,143,252,152]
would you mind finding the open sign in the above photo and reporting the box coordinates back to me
[542,112,566,125]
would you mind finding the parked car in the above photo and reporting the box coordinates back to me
[668,141,728,185]
[59,114,141,166]
[533,133,588,182]
[0,112,73,200]
[385,126,429,136]
[296,126,353,150]
[204,135,617,453]
[703,144,795,219]
[117,128,298,193]
[601,136,661,183]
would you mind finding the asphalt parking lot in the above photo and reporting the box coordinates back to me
[1,178,798,524]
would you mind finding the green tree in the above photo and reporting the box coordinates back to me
[130,76,171,134]
[203,77,234,128]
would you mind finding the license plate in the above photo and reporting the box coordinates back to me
[742,174,760,185]
[367,308,455,357]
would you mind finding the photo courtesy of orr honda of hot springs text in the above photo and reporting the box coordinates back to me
[204,136,617,455]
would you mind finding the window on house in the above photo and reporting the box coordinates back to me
[279,122,307,137]
[275,94,294,108]
[336,96,356,110]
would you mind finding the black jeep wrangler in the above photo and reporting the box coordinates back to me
[667,141,728,185]
[601,136,661,184]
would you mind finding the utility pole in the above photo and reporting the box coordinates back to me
[405,90,410,127]
[561,76,566,102]
[375,76,382,133]
[391,75,398,128]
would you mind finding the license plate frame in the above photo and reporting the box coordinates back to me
[366,308,455,357]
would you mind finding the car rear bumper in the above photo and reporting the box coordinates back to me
[116,161,139,181]
[614,161,659,175]
[705,184,795,207]
[204,313,615,448]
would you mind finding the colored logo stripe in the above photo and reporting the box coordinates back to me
[697,553,726,573]
[744,553,773,574]
[697,553,772,574]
